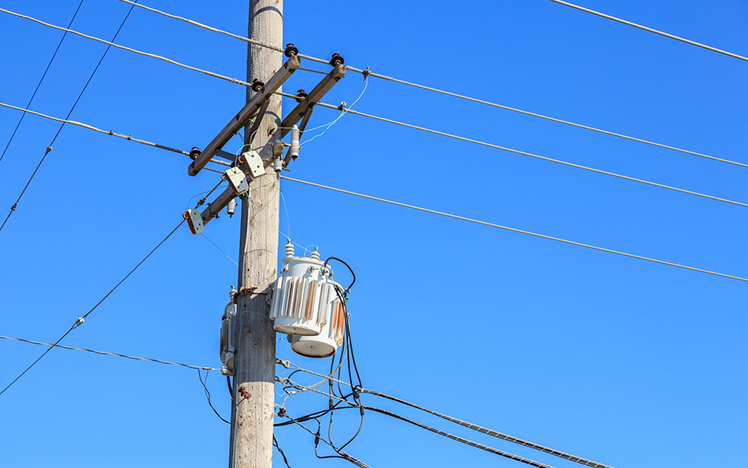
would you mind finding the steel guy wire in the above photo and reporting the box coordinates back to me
[0,0,85,165]
[111,0,747,170]
[279,176,748,283]
[281,364,610,468]
[292,98,748,209]
[0,1,138,233]
[0,219,184,397]
[0,7,252,88]
[0,101,230,165]
[0,335,218,372]
[547,0,748,63]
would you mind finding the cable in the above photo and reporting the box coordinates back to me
[197,368,231,424]
[0,0,85,164]
[363,405,557,468]
[0,101,189,156]
[300,78,369,145]
[360,389,612,468]
[0,219,184,397]
[292,98,748,209]
[282,413,371,468]
[0,335,218,371]
[273,435,293,468]
[281,364,610,468]
[280,176,748,283]
[546,0,748,63]
[0,1,138,233]
[201,233,239,266]
[0,7,252,88]
[115,0,747,170]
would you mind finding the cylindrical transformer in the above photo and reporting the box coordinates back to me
[290,280,347,358]
[269,249,327,336]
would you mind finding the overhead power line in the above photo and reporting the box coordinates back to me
[280,381,557,468]
[547,0,748,63]
[0,335,218,371]
[113,0,747,170]
[0,219,184,397]
[0,1,138,233]
[281,361,612,468]
[279,176,748,284]
[0,7,251,88]
[289,97,748,209]
[0,0,85,164]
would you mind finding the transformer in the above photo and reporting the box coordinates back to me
[290,279,346,358]
[270,243,349,358]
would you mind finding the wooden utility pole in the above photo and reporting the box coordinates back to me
[230,1,283,467]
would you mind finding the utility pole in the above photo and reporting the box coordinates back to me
[230,1,283,467]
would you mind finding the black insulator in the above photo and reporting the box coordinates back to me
[330,53,345,67]
[284,43,299,57]
[189,147,201,160]
[251,78,265,92]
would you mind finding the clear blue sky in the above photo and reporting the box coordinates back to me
[1,1,746,467]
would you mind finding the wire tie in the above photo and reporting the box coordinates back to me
[73,316,85,328]
[108,130,113,135]
[362,67,371,80]
[338,101,347,112]
[10,203,17,212]
[127,135,132,140]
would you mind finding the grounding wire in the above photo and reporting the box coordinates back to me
[0,218,184,397]
[547,0,748,63]
[0,0,85,164]
[0,335,217,371]
[288,98,748,209]
[279,176,748,284]
[0,1,138,233]
[111,0,747,170]
[0,7,252,88]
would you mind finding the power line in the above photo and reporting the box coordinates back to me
[0,1,138,233]
[546,0,748,63]
[113,0,747,170]
[279,176,748,284]
[280,382,557,468]
[295,98,748,209]
[0,335,218,371]
[0,7,251,88]
[0,219,184,397]
[281,362,611,468]
[360,389,612,468]
[0,0,85,164]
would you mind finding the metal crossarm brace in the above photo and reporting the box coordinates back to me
[188,54,301,176]
[277,63,346,141]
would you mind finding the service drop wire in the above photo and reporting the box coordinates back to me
[0,218,184,397]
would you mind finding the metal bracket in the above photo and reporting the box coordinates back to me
[238,151,265,180]
[224,167,249,195]
[183,209,205,235]
[188,54,300,176]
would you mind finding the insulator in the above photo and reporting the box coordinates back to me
[310,247,320,260]
[227,198,237,217]
[285,241,295,258]
[289,125,300,160]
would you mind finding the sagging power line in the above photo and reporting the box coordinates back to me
[546,0,748,63]
[112,0,748,170]
[0,0,138,233]
[281,96,748,209]
[279,176,748,284]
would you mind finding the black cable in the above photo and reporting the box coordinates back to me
[323,256,356,293]
[360,388,614,468]
[197,368,230,424]
[0,218,184,397]
[0,0,138,233]
[361,405,555,468]
[0,0,85,165]
[226,375,233,402]
[273,435,292,468]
